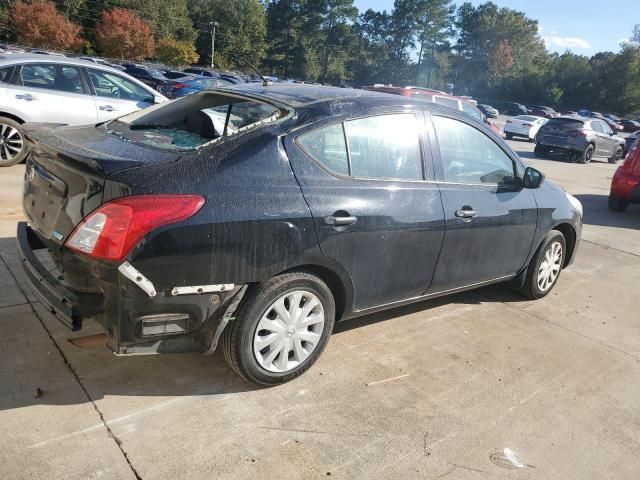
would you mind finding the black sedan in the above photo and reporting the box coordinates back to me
[17,84,582,385]
[124,66,178,92]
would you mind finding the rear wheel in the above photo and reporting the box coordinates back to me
[0,117,27,167]
[520,231,566,299]
[609,145,624,164]
[608,194,629,212]
[577,144,594,164]
[221,272,335,385]
[534,144,546,157]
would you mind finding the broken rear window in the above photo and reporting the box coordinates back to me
[107,92,287,151]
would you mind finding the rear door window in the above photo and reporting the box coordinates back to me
[297,113,424,180]
[18,64,85,94]
[297,123,349,175]
[345,114,423,180]
[432,115,516,185]
[461,101,483,121]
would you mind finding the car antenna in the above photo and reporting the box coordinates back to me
[231,54,272,86]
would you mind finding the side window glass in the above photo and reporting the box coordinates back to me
[297,123,349,175]
[591,121,602,133]
[345,114,422,180]
[88,69,153,103]
[19,64,83,93]
[432,115,516,185]
[0,66,14,83]
[434,96,460,110]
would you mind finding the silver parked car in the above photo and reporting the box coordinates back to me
[0,54,167,166]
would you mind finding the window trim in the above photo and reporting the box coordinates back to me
[14,63,91,96]
[430,112,521,188]
[295,111,430,183]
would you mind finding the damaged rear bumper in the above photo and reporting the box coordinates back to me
[17,222,104,330]
[17,221,247,354]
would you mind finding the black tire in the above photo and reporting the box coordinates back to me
[608,145,624,164]
[608,194,629,212]
[577,144,594,164]
[221,272,336,385]
[505,132,513,140]
[0,116,27,167]
[534,144,546,157]
[519,230,566,300]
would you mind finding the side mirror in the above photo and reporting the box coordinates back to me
[523,166,545,189]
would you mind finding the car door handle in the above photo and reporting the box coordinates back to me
[15,94,36,101]
[323,214,357,226]
[99,105,115,112]
[455,208,478,219]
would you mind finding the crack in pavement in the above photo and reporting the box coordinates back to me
[580,238,640,259]
[0,253,143,480]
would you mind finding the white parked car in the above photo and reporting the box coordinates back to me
[0,54,167,166]
[504,115,548,142]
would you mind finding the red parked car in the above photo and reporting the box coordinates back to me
[609,136,640,211]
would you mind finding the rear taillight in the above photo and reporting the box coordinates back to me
[568,129,586,137]
[172,83,186,89]
[522,123,532,127]
[65,195,205,261]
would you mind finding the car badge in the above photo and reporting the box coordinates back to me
[27,166,35,182]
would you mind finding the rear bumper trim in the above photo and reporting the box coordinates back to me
[17,222,104,331]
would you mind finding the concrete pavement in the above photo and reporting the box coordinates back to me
[1,138,640,479]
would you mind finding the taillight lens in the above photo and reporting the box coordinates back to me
[173,83,186,89]
[65,195,205,261]
[568,129,586,137]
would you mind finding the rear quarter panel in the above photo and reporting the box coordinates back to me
[108,129,323,291]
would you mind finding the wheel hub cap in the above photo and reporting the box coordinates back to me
[253,290,325,373]
[0,123,23,162]
[537,241,563,292]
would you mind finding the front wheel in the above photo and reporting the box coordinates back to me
[221,272,335,385]
[519,231,566,299]
[505,132,513,140]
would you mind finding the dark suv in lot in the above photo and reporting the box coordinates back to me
[18,84,582,385]
[535,117,626,164]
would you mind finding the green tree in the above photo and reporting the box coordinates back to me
[156,37,199,66]
[414,0,455,87]
[188,0,266,69]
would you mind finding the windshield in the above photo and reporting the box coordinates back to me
[107,92,287,151]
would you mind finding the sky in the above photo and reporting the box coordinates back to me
[353,0,638,55]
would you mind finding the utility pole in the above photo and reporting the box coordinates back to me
[210,21,218,70]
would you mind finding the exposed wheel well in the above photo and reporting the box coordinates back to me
[553,223,576,267]
[0,112,25,124]
[280,265,347,321]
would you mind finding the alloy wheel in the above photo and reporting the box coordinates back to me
[537,241,563,292]
[615,146,623,161]
[253,290,325,373]
[0,123,24,164]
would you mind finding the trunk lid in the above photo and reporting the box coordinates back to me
[22,123,181,245]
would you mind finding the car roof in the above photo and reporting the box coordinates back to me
[223,82,388,107]
[0,53,121,72]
